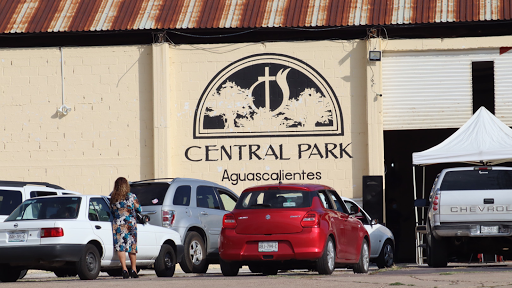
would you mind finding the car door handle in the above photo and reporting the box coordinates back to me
[201,211,208,215]
[95,225,102,229]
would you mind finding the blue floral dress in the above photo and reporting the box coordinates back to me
[111,193,141,253]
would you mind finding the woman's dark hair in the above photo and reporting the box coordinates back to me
[110,177,130,207]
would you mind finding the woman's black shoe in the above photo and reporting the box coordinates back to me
[122,270,129,279]
[130,269,139,278]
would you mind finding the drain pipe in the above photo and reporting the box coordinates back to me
[57,47,71,116]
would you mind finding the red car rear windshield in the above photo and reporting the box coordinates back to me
[235,190,312,209]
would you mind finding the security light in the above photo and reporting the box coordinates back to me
[369,51,382,61]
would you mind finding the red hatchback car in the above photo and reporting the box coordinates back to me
[219,183,370,276]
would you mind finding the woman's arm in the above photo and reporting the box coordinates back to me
[133,194,142,213]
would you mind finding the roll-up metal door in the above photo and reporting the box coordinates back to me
[381,48,512,130]
[495,50,512,125]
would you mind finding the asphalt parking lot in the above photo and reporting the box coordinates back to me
[4,263,512,288]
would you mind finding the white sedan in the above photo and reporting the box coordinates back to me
[341,197,395,268]
[0,195,184,282]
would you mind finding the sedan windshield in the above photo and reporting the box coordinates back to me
[235,190,312,209]
[5,197,82,221]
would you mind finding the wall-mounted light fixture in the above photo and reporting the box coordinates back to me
[57,104,72,116]
[369,50,382,61]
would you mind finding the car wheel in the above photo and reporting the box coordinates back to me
[427,233,447,268]
[353,239,369,274]
[317,237,335,275]
[0,265,23,282]
[76,244,101,280]
[154,244,176,277]
[248,264,262,273]
[376,240,394,268]
[220,258,240,276]
[180,231,209,273]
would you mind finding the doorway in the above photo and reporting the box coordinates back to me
[384,128,459,263]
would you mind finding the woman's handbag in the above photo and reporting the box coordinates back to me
[136,212,150,224]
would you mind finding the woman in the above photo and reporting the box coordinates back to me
[110,177,141,279]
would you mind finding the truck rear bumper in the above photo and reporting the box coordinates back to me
[434,223,512,237]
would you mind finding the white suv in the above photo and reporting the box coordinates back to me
[0,181,80,222]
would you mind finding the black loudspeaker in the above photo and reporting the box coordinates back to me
[362,176,383,222]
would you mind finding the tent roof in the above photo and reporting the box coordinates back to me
[412,107,512,165]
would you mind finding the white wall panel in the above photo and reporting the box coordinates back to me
[494,50,512,125]
[382,49,507,130]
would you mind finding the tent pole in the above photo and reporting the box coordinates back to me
[413,165,420,265]
[413,165,418,222]
[422,166,426,225]
[422,166,425,199]
[413,165,417,200]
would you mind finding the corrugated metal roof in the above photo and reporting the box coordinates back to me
[0,0,510,34]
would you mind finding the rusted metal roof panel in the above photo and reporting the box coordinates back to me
[0,0,509,34]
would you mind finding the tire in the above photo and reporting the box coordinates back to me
[220,258,240,276]
[248,264,262,273]
[180,231,209,273]
[376,240,394,269]
[353,239,370,274]
[76,244,101,280]
[427,233,447,268]
[0,265,23,282]
[154,244,177,277]
[317,237,336,275]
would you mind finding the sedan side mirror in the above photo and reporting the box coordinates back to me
[371,219,378,225]
[349,206,360,215]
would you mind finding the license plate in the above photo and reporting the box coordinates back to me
[8,232,27,242]
[481,226,499,233]
[258,241,278,252]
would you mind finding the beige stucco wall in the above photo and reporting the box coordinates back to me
[1,35,508,198]
[0,46,154,194]
[168,40,370,198]
[0,39,382,198]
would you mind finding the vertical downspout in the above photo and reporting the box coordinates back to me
[57,47,70,116]
[60,47,64,106]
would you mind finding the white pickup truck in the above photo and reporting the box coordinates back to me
[426,166,512,267]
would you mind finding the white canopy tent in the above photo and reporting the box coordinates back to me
[412,106,512,202]
[413,106,512,166]
[411,107,512,264]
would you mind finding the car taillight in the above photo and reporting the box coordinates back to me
[301,211,319,228]
[41,228,64,238]
[223,213,237,229]
[162,210,175,228]
[432,191,441,213]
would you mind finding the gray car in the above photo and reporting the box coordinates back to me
[129,178,238,273]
